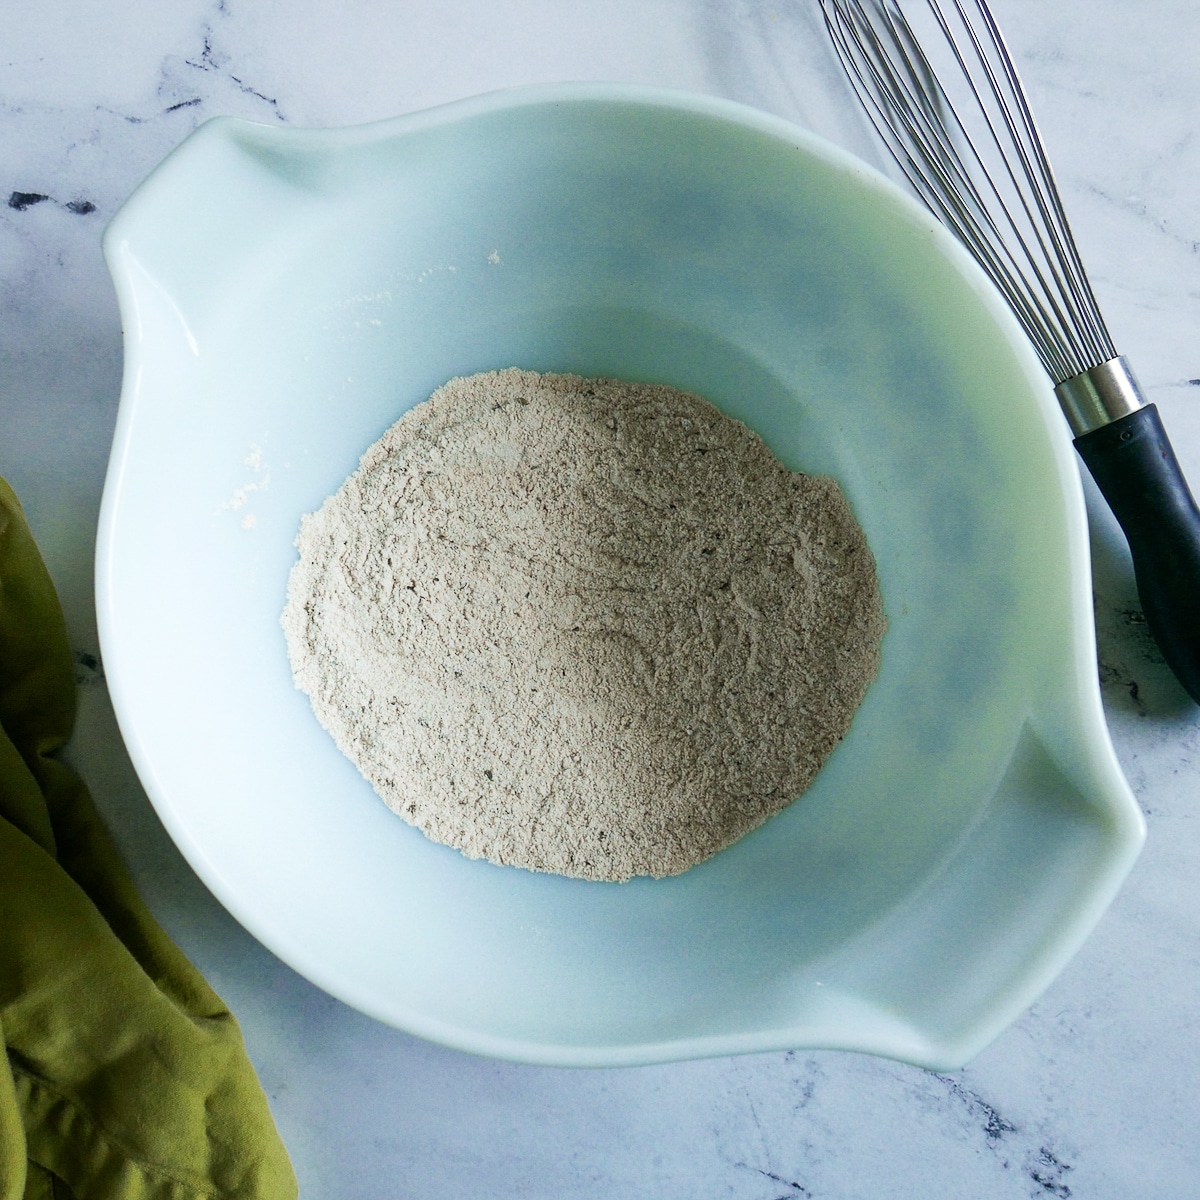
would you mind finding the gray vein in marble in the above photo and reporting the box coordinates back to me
[731,1161,812,1199]
[1083,182,1200,256]
[932,1070,1082,1199]
[72,648,105,688]
[183,20,286,120]
[7,191,97,216]
[936,1073,1018,1144]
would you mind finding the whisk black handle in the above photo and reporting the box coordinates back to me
[1074,404,1200,703]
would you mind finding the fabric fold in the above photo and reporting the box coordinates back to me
[0,477,297,1200]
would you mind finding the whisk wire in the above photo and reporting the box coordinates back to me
[938,0,1113,368]
[849,4,1069,372]
[827,0,1072,377]
[966,1,1099,308]
[915,0,1095,377]
[820,0,1117,384]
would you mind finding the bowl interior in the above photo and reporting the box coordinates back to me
[99,87,1141,1068]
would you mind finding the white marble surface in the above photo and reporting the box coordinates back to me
[3,1,1200,1195]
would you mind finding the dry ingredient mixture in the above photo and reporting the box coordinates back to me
[282,369,885,881]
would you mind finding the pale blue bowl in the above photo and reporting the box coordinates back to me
[98,83,1143,1069]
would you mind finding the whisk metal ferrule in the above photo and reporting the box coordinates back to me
[1054,356,1147,438]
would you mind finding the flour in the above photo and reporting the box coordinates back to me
[282,369,885,882]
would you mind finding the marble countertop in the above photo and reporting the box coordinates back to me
[3,1,1199,1195]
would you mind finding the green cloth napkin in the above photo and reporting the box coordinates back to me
[0,477,298,1200]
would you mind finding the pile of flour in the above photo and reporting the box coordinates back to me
[282,369,885,881]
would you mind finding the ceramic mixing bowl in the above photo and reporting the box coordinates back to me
[98,83,1144,1069]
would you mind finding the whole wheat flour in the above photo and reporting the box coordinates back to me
[282,369,885,882]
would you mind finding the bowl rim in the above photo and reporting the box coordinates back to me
[98,80,1145,1069]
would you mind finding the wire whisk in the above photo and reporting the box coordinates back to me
[820,0,1115,385]
[820,0,1200,702]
